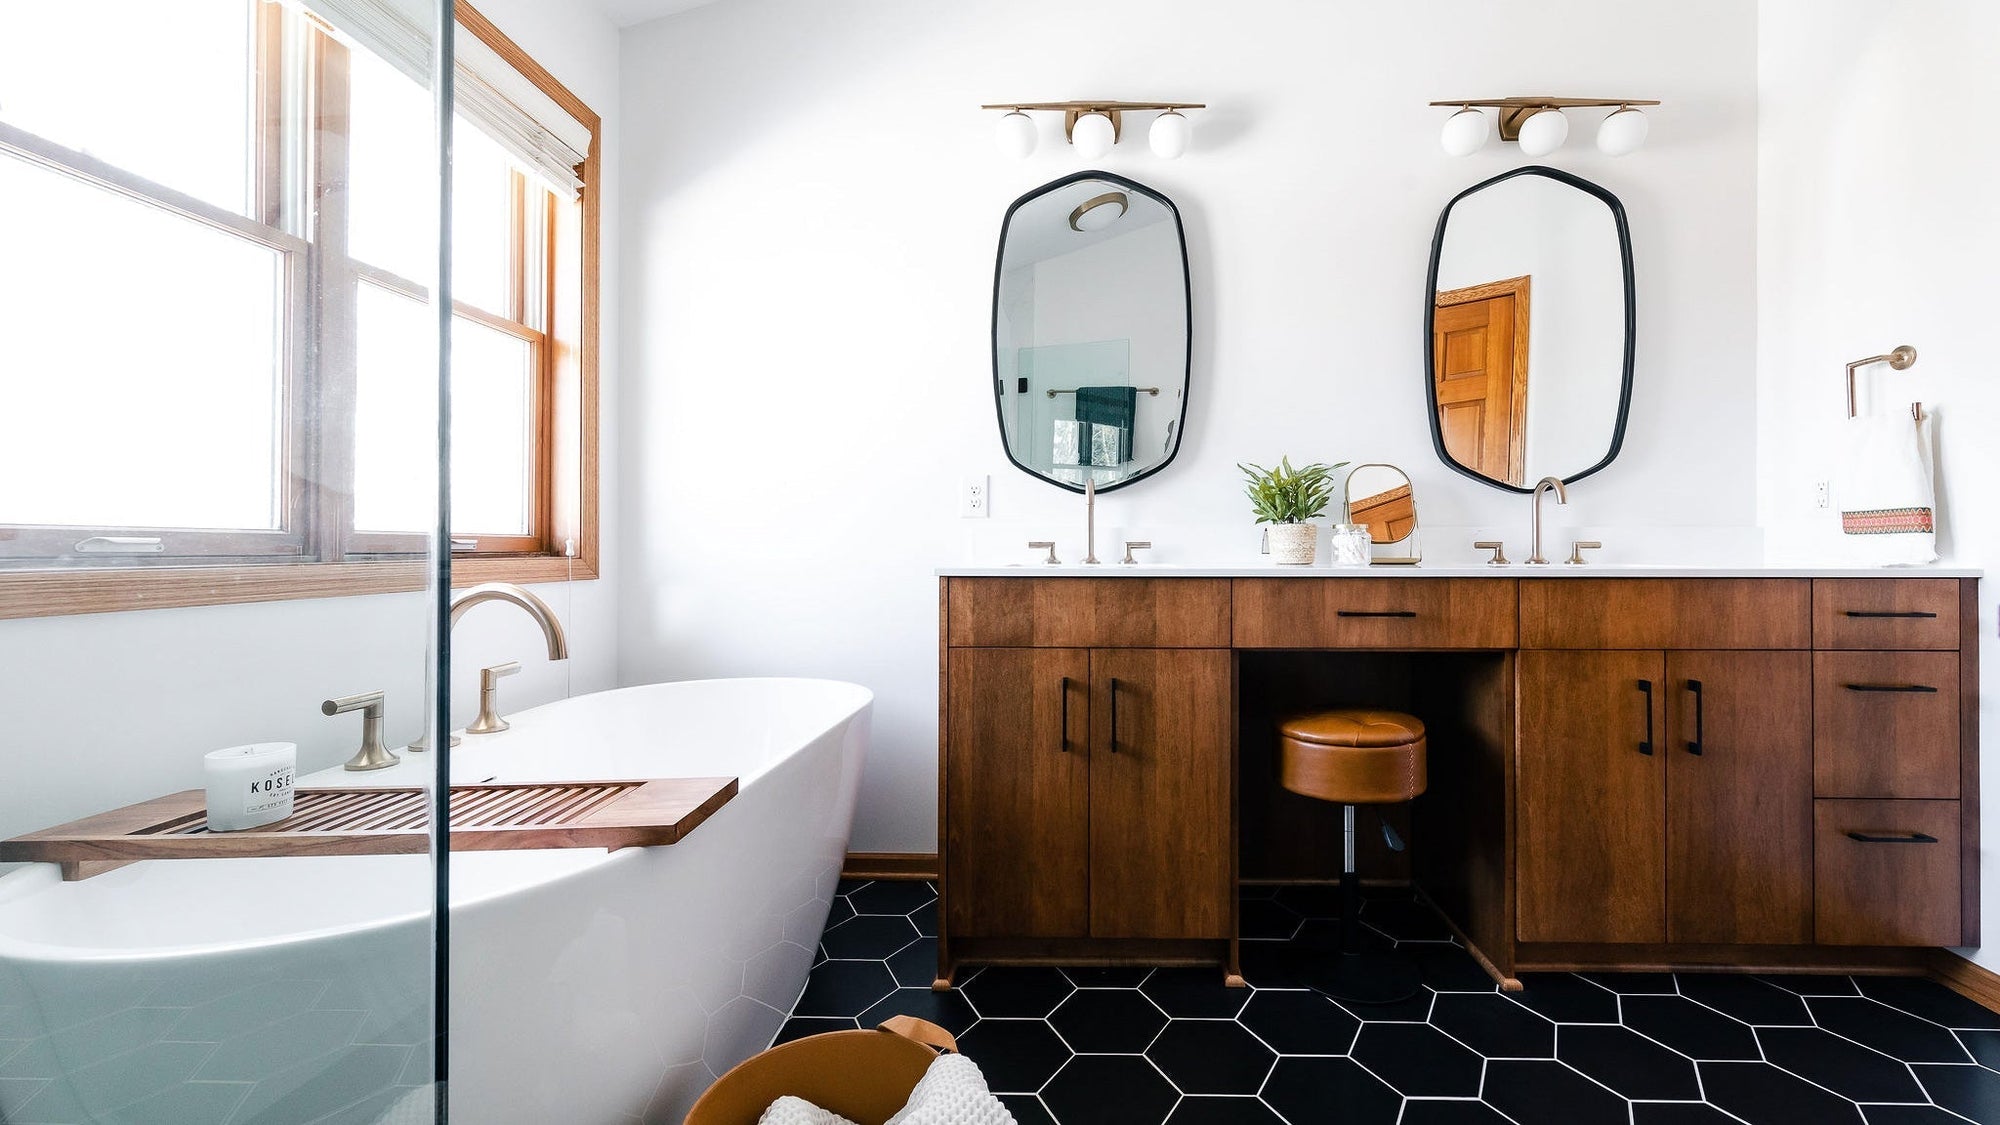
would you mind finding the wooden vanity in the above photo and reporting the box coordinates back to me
[935,571,1980,988]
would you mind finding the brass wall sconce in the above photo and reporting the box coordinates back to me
[982,100,1207,160]
[1430,96,1661,157]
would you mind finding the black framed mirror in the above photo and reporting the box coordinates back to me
[991,170,1191,494]
[1424,165,1635,492]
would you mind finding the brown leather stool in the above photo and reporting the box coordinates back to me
[1277,709,1427,1004]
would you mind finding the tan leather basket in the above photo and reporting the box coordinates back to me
[684,1016,957,1125]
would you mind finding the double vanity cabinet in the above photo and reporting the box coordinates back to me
[935,570,1980,988]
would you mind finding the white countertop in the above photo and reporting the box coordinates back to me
[938,564,1983,578]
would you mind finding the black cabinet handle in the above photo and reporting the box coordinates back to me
[1846,830,1940,844]
[1685,679,1704,756]
[1058,676,1070,753]
[1843,683,1939,694]
[1843,609,1939,619]
[1337,610,1418,618]
[1108,677,1121,753]
[1637,679,1654,755]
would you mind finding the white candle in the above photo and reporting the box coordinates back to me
[204,742,297,832]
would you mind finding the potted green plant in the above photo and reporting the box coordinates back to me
[1239,456,1347,565]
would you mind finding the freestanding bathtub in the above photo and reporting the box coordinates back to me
[0,678,872,1124]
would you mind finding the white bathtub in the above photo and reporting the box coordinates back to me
[0,678,872,1124]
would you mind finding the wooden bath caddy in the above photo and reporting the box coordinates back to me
[0,777,738,880]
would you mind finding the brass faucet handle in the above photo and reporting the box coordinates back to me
[323,690,400,772]
[1028,540,1061,565]
[467,661,522,735]
[480,661,522,690]
[1567,540,1604,566]
[1121,540,1152,565]
[1474,540,1510,566]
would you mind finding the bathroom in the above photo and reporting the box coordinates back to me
[0,0,1995,1122]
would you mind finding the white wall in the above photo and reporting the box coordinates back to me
[1757,0,1999,965]
[619,0,1759,852]
[0,0,622,859]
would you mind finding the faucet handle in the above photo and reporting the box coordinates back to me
[323,690,399,772]
[467,662,522,735]
[1567,540,1603,566]
[1473,540,1510,566]
[1121,540,1152,565]
[480,661,522,689]
[1028,540,1060,565]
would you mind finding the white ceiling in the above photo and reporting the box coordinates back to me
[590,0,729,29]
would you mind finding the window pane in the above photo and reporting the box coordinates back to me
[0,155,283,530]
[0,0,252,215]
[353,285,530,537]
[452,125,515,317]
[346,47,435,285]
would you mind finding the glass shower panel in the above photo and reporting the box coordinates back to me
[0,1,449,1122]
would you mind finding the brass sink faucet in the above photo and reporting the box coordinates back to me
[1527,476,1567,565]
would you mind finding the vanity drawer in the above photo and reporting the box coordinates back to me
[1232,578,1516,649]
[1813,652,1959,798]
[1518,579,1810,649]
[945,578,1231,648]
[1814,798,1961,946]
[1813,579,1960,650]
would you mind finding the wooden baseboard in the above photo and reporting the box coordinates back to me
[1930,950,2000,1014]
[842,852,938,881]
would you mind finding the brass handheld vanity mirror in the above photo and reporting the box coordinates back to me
[1344,463,1421,564]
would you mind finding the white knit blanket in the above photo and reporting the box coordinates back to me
[756,1055,1014,1125]
[757,1096,859,1125]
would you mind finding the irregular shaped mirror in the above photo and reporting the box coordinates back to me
[1425,166,1634,492]
[1344,463,1421,564]
[993,171,1190,493]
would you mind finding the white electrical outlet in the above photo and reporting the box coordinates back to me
[960,475,990,518]
[1815,480,1831,509]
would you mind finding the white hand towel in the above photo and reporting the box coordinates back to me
[758,1096,859,1125]
[883,1054,1017,1125]
[1837,412,1937,565]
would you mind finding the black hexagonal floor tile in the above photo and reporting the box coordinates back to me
[819,913,920,960]
[1558,1024,1701,1100]
[1859,977,2000,1030]
[1507,974,1621,1024]
[1041,1055,1178,1125]
[1049,989,1168,1054]
[1810,997,1973,1064]
[1163,1095,1286,1124]
[859,986,978,1037]
[955,1018,1073,1094]
[1147,1019,1276,1095]
[1432,991,1556,1059]
[1914,1063,2000,1123]
[1061,966,1152,988]
[1240,897,1303,940]
[1620,995,1761,1061]
[1756,1026,1926,1103]
[834,878,869,896]
[1862,1105,1986,1125]
[1351,1022,1483,1097]
[962,966,1074,1019]
[1238,989,1360,1055]
[1961,1029,2000,1071]
[1274,884,1341,919]
[822,894,855,930]
[1756,973,1859,996]
[792,959,897,1017]
[1412,943,1501,992]
[1141,968,1250,1019]
[886,937,939,988]
[1481,1059,1629,1125]
[1698,1061,1867,1125]
[1400,1100,1519,1125]
[1362,898,1456,942]
[772,1015,855,1045]
[1580,972,1678,995]
[1678,973,1813,1027]
[847,879,936,916]
[1262,1056,1402,1125]
[999,1093,1057,1125]
[910,901,938,938]
[1632,1104,1746,1124]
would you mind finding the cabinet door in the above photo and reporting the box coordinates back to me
[1517,650,1666,944]
[1088,649,1232,940]
[944,648,1090,939]
[1664,652,1812,944]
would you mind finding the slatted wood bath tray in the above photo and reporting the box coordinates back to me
[0,777,738,880]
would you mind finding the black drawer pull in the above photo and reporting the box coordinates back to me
[1058,676,1070,753]
[1843,683,1939,694]
[1846,830,1939,844]
[1337,610,1418,618]
[1108,677,1121,753]
[1842,610,1939,619]
[1685,679,1704,756]
[1637,679,1654,756]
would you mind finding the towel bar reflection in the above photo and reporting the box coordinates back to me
[1046,387,1161,398]
[1844,345,1918,419]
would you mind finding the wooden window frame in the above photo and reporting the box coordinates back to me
[0,1,600,621]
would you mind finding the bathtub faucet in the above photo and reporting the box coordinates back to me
[448,582,571,661]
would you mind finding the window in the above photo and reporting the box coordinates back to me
[0,0,599,616]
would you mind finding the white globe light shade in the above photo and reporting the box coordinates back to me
[1596,107,1649,156]
[1148,110,1192,158]
[994,110,1037,158]
[1516,108,1569,157]
[1439,108,1490,156]
[1070,111,1115,159]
